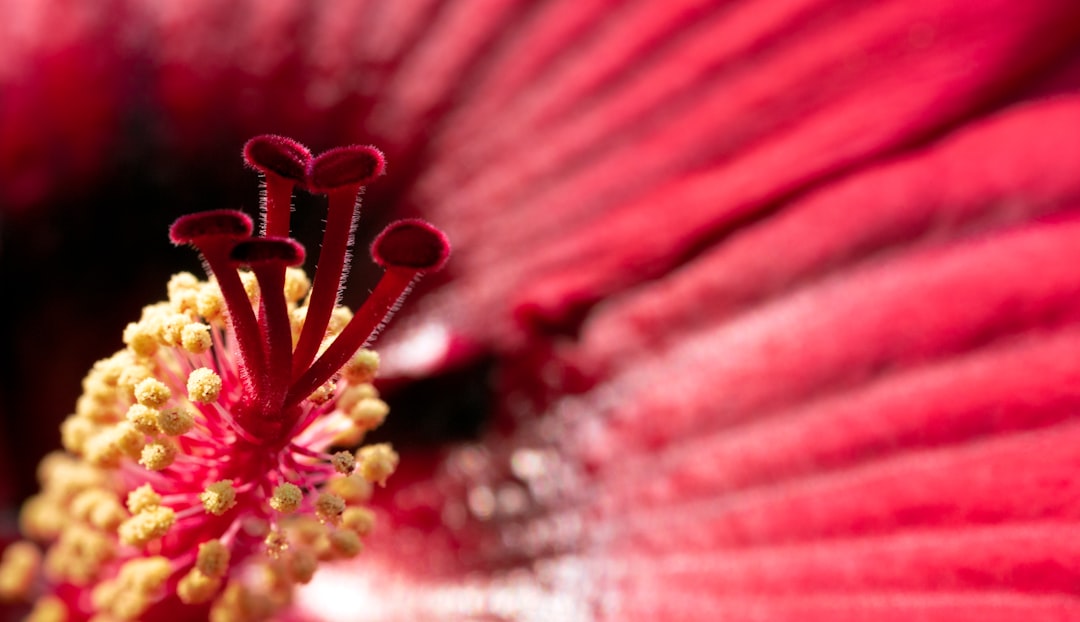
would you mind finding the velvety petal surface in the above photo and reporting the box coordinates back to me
[313,3,1080,621]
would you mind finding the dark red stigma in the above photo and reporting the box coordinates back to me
[372,219,451,271]
[307,145,385,192]
[243,135,311,183]
[170,210,253,245]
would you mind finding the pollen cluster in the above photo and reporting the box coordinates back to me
[0,135,449,621]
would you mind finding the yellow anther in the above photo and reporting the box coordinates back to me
[126,484,162,514]
[324,473,373,504]
[336,383,378,413]
[313,493,345,525]
[201,480,238,516]
[256,561,293,608]
[196,283,225,322]
[168,271,200,292]
[330,451,355,475]
[342,349,380,384]
[167,272,201,311]
[139,439,177,471]
[269,483,303,514]
[116,364,152,398]
[348,397,390,431]
[286,548,318,585]
[125,404,160,435]
[91,351,132,386]
[0,541,41,601]
[283,516,326,547]
[90,581,119,614]
[307,381,335,405]
[93,578,150,620]
[93,557,171,620]
[38,456,106,500]
[74,394,115,423]
[113,422,147,459]
[60,415,98,453]
[209,582,262,622]
[283,267,311,304]
[122,322,159,358]
[264,531,289,558]
[290,306,308,337]
[157,407,195,436]
[19,495,65,541]
[187,368,222,403]
[134,378,171,408]
[181,323,212,354]
[35,451,72,486]
[240,270,259,302]
[356,443,399,487]
[118,506,175,547]
[327,306,353,336]
[139,301,172,323]
[177,568,221,605]
[81,376,115,401]
[163,313,193,346]
[327,528,363,558]
[117,556,172,592]
[112,594,151,621]
[196,540,231,578]
[313,532,335,561]
[342,507,376,537]
[90,503,127,533]
[45,524,114,585]
[26,595,67,622]
[331,422,364,447]
[71,489,126,531]
[83,431,123,468]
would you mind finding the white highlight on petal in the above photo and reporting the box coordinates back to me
[378,322,451,376]
[295,555,594,621]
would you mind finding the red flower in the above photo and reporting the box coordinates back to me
[3,1,1080,620]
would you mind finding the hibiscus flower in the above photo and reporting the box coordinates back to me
[2,1,1080,620]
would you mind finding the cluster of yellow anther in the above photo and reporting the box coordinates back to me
[122,271,229,358]
[264,503,379,583]
[241,427,394,606]
[270,482,304,513]
[177,540,230,605]
[252,441,395,596]
[200,480,239,516]
[193,481,385,621]
[20,271,244,585]
[91,556,172,619]
[1,267,402,621]
[17,453,118,586]
[357,443,400,487]
[0,542,41,601]
[118,506,176,547]
[24,596,66,622]
[55,275,232,475]
[330,352,391,446]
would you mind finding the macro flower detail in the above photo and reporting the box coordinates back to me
[1,135,449,621]
[4,2,1080,622]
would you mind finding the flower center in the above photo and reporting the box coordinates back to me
[1,135,449,621]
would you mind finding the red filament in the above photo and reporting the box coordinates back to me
[286,220,450,408]
[291,145,386,381]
